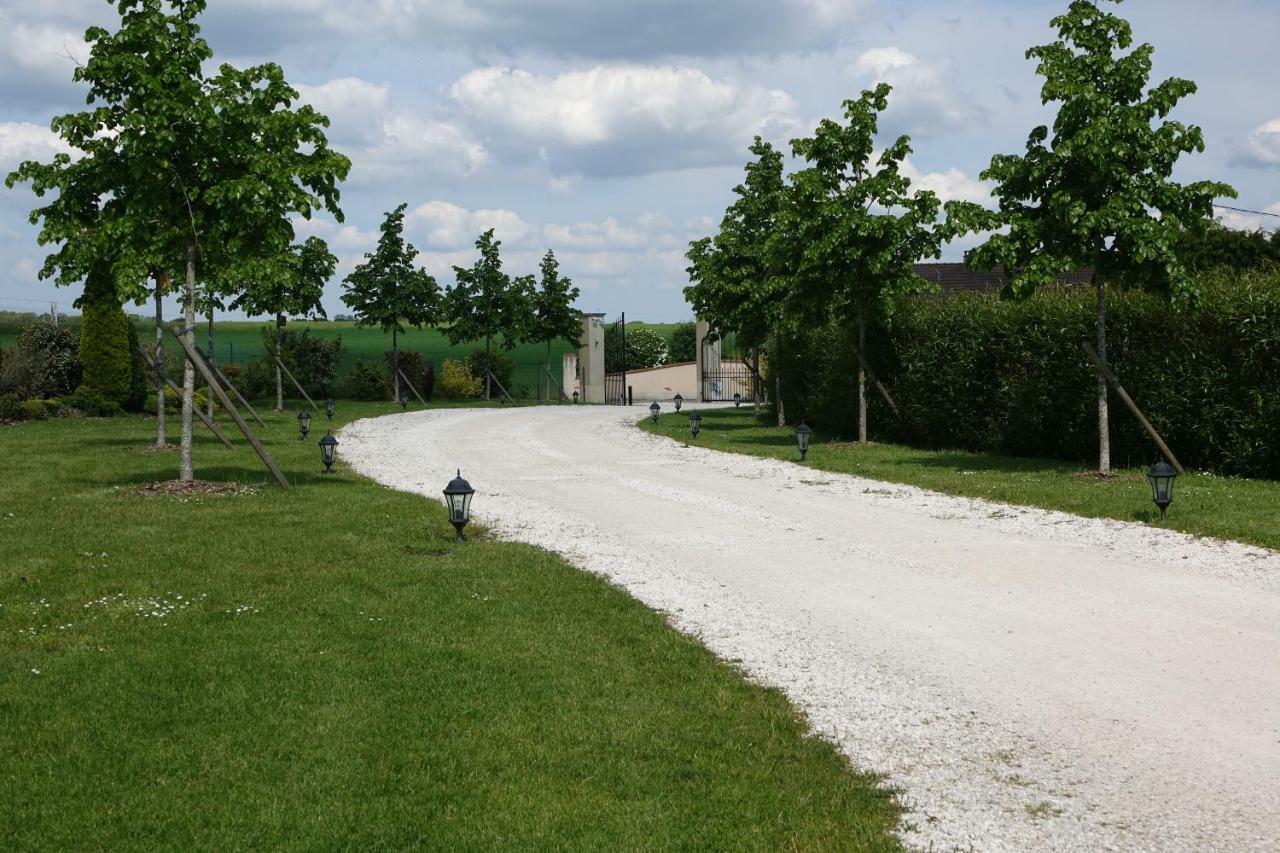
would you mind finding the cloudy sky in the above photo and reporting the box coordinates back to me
[1,0,1277,321]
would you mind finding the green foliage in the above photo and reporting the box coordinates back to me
[605,325,668,371]
[63,387,123,417]
[945,0,1233,305]
[20,399,50,420]
[18,321,81,398]
[385,350,430,396]
[278,328,342,396]
[77,268,133,405]
[0,393,21,420]
[342,204,439,339]
[231,236,336,323]
[125,321,147,411]
[438,359,483,399]
[444,230,533,353]
[341,359,390,401]
[776,270,1280,478]
[144,385,208,415]
[1177,223,1280,273]
[467,348,514,392]
[669,322,697,363]
[528,250,581,354]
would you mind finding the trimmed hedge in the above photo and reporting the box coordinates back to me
[775,269,1280,478]
[78,269,133,405]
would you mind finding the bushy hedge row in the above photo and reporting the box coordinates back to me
[775,269,1280,478]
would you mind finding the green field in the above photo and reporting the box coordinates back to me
[0,403,900,850]
[641,407,1280,552]
[0,313,684,398]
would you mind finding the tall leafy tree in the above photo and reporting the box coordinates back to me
[686,137,792,423]
[231,236,336,410]
[444,229,534,400]
[527,250,581,399]
[341,204,440,401]
[946,0,1234,474]
[7,0,349,479]
[782,85,943,442]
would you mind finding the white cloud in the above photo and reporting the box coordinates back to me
[0,121,75,172]
[899,157,992,206]
[1233,119,1280,169]
[449,65,801,177]
[295,77,488,181]
[1214,201,1280,233]
[408,201,537,249]
[849,47,987,138]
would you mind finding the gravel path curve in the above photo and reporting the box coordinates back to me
[340,405,1280,852]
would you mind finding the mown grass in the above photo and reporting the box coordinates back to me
[0,403,900,850]
[641,407,1280,552]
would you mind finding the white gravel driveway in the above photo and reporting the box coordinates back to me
[340,404,1280,852]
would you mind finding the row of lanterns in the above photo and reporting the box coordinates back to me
[295,399,477,539]
[647,399,1178,519]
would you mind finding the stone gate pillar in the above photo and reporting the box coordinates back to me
[578,313,606,403]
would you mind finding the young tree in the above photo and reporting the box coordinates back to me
[527,250,581,399]
[946,0,1234,474]
[685,137,793,424]
[341,204,440,401]
[783,86,943,441]
[230,236,336,410]
[7,0,349,479]
[444,229,534,400]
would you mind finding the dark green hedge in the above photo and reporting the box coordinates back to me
[774,269,1280,478]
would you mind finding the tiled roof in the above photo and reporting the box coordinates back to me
[912,263,1093,294]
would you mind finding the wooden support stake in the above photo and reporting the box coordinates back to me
[543,364,568,402]
[198,346,265,427]
[1081,341,1185,475]
[852,343,901,418]
[173,327,291,490]
[271,353,320,412]
[487,369,514,404]
[397,368,428,406]
[139,349,234,449]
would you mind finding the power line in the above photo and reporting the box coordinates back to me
[1214,204,1280,219]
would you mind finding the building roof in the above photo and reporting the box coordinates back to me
[912,263,1093,295]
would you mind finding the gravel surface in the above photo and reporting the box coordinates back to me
[341,405,1280,852]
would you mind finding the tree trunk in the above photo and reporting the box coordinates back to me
[392,326,400,402]
[856,309,868,444]
[1095,275,1111,475]
[179,240,196,483]
[154,275,168,448]
[274,314,284,412]
[773,332,785,427]
[206,304,215,421]
[546,340,552,401]
[753,349,762,416]
[485,335,492,401]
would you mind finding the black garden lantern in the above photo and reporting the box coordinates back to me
[325,398,335,420]
[649,401,661,422]
[734,392,742,408]
[688,410,702,439]
[1147,460,1177,522]
[319,432,338,473]
[443,470,475,542]
[399,388,409,411]
[673,393,683,413]
[572,390,579,405]
[795,421,812,462]
[297,409,311,441]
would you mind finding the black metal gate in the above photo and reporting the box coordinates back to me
[701,331,761,403]
[604,313,628,405]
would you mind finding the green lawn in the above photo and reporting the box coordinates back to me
[641,407,1280,552]
[0,403,899,850]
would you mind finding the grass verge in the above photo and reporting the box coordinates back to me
[640,407,1280,552]
[0,403,900,850]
